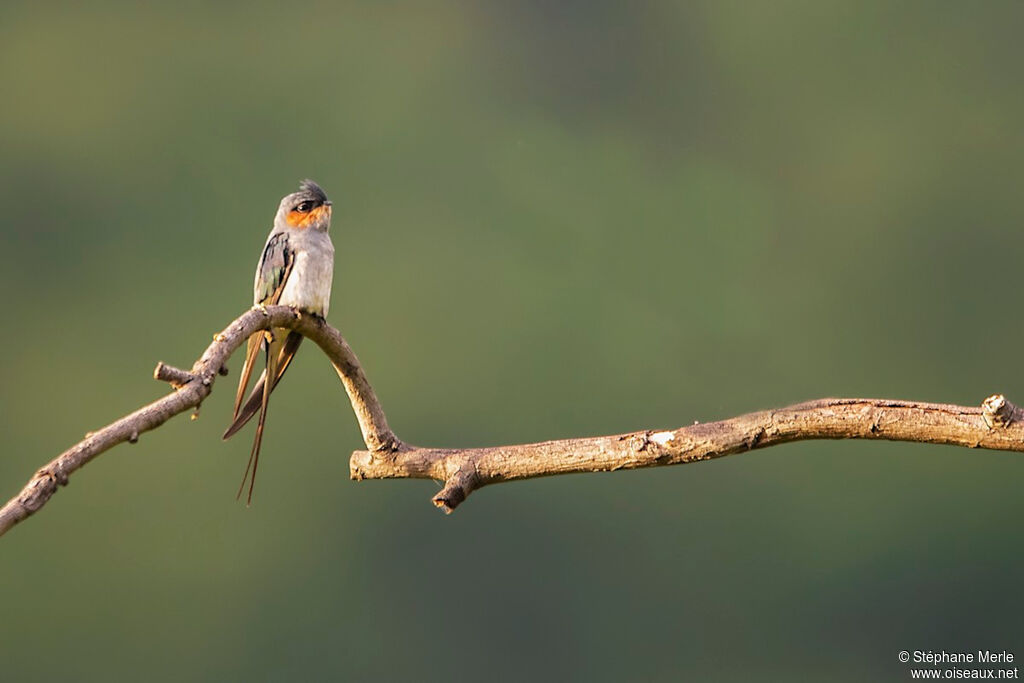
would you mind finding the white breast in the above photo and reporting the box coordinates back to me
[278,231,335,316]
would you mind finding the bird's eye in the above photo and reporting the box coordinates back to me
[295,201,314,213]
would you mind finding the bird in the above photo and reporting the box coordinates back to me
[223,179,335,504]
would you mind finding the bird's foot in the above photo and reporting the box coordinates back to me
[289,307,326,327]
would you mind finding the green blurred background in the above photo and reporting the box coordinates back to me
[1,1,1022,680]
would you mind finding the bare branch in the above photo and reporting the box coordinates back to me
[2,305,1021,536]
[0,306,394,537]
[350,396,1024,513]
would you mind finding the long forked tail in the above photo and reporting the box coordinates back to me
[222,332,303,439]
[236,340,276,505]
[232,332,264,422]
[223,331,303,505]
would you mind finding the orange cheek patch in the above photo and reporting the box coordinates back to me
[286,205,331,229]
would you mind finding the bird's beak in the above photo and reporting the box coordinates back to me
[324,200,333,207]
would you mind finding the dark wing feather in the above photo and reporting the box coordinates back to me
[226,233,295,433]
[255,232,294,306]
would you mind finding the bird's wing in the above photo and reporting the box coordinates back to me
[255,232,295,307]
[230,232,295,421]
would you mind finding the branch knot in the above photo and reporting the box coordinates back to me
[982,394,1021,429]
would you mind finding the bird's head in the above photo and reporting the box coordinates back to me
[276,179,332,232]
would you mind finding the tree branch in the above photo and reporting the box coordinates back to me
[352,395,1024,512]
[0,306,395,537]
[1,306,1021,536]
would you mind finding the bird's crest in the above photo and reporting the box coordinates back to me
[298,179,328,204]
